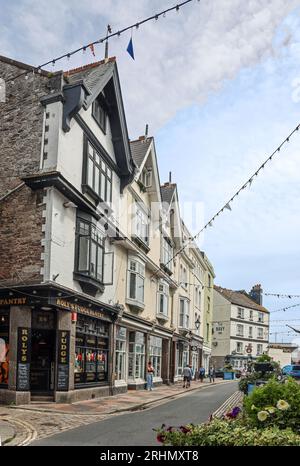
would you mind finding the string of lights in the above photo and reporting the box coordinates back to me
[269,303,300,314]
[151,121,300,278]
[264,293,300,298]
[3,0,196,86]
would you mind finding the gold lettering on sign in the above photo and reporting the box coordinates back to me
[56,298,106,320]
[0,297,27,306]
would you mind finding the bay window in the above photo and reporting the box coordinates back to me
[76,218,104,282]
[84,139,112,203]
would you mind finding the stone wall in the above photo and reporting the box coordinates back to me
[0,57,62,284]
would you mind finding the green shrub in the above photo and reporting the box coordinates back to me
[154,419,300,446]
[243,377,300,432]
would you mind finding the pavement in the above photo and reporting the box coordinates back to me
[0,378,237,446]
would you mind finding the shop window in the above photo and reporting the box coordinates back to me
[128,331,145,379]
[0,311,9,387]
[149,336,162,377]
[115,326,127,381]
[74,315,109,386]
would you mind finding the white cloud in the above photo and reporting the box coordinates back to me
[1,0,299,134]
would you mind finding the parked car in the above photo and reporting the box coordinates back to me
[215,368,225,378]
[282,364,300,378]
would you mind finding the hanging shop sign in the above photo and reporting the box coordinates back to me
[17,327,31,391]
[57,330,70,391]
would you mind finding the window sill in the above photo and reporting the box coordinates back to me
[126,298,145,312]
[156,313,169,322]
[73,272,105,296]
[160,262,173,276]
[82,183,111,208]
[131,235,150,253]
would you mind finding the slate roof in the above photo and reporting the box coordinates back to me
[64,58,116,94]
[214,285,269,313]
[160,183,176,206]
[130,138,152,168]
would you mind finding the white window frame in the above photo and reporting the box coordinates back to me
[127,257,145,307]
[115,327,127,381]
[236,342,243,354]
[257,343,263,355]
[257,327,264,339]
[236,324,244,337]
[157,280,169,317]
[179,298,190,329]
[134,201,149,245]
[249,326,253,338]
[258,312,264,323]
[161,237,173,271]
[149,336,162,377]
[237,307,244,319]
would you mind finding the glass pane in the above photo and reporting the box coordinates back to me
[90,242,97,277]
[78,236,89,271]
[129,272,136,299]
[88,157,94,188]
[97,246,103,281]
[106,179,111,202]
[100,172,106,200]
[94,166,100,195]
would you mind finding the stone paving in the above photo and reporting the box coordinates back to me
[0,378,235,446]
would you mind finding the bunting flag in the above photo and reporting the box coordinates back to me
[224,203,232,211]
[89,44,96,57]
[127,37,135,60]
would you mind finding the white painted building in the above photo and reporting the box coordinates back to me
[268,343,298,368]
[211,285,270,369]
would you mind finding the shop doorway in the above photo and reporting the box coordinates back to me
[30,329,55,394]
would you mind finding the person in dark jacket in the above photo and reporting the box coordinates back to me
[199,366,205,382]
[209,366,215,383]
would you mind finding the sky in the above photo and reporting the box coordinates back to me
[1,0,300,348]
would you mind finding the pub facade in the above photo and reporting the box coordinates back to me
[0,54,215,404]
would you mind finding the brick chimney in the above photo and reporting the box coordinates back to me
[249,284,263,305]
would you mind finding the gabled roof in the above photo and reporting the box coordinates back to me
[161,183,176,206]
[130,137,152,168]
[62,57,135,191]
[214,285,269,313]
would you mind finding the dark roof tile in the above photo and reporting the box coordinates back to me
[214,285,269,313]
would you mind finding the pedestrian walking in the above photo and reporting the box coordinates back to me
[182,364,192,388]
[209,366,215,383]
[198,366,205,382]
[146,361,154,390]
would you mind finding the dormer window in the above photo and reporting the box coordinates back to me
[142,168,152,188]
[92,95,107,133]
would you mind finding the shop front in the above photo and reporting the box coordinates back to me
[0,286,119,405]
[113,313,172,391]
[173,339,190,382]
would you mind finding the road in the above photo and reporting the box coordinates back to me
[32,381,238,446]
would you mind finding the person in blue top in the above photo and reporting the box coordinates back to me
[199,366,205,382]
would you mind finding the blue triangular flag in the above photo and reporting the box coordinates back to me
[127,37,135,60]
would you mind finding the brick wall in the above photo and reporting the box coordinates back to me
[0,57,62,284]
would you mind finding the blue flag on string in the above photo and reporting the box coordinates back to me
[127,37,135,60]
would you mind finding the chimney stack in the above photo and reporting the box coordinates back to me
[249,284,263,305]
